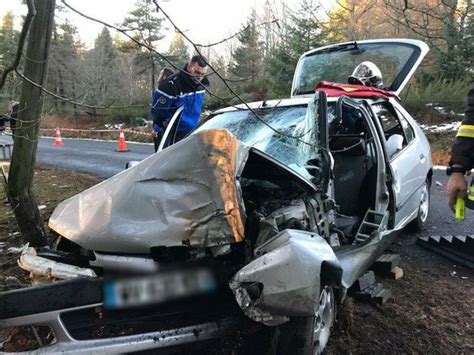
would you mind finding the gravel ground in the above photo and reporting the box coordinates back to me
[327,230,473,354]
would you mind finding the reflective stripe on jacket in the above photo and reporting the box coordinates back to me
[450,86,474,170]
[456,124,474,138]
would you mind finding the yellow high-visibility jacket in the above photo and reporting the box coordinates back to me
[450,86,474,171]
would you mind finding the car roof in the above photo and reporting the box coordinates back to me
[212,95,389,115]
[213,97,311,114]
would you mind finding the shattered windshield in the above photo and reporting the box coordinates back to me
[293,42,417,95]
[195,101,321,174]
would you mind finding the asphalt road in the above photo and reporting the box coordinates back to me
[425,169,474,237]
[37,137,152,178]
[36,137,474,235]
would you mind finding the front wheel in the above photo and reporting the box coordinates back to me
[276,286,336,355]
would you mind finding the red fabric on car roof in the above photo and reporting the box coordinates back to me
[315,81,400,100]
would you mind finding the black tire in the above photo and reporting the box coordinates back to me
[276,286,336,355]
[408,178,431,232]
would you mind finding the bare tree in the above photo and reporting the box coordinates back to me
[326,0,381,41]
[382,0,473,80]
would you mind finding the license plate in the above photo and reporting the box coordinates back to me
[103,268,216,309]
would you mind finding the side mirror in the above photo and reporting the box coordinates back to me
[125,160,140,169]
[386,134,404,158]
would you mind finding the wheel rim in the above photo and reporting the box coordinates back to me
[418,183,430,223]
[313,286,335,354]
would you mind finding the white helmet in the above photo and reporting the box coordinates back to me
[348,61,383,87]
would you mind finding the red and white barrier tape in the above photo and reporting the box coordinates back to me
[39,128,151,136]
[433,178,447,190]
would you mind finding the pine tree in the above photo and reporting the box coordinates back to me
[0,11,21,101]
[229,11,265,97]
[204,54,227,109]
[82,27,126,109]
[167,33,190,68]
[47,21,83,115]
[0,12,17,66]
[265,0,324,98]
[122,0,165,94]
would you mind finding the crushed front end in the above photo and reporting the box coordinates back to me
[1,126,349,352]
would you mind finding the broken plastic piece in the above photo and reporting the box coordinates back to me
[7,243,29,254]
[18,247,97,279]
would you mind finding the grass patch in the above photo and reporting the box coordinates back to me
[402,79,470,124]
[425,131,456,166]
[0,164,102,233]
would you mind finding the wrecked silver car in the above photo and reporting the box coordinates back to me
[1,39,432,354]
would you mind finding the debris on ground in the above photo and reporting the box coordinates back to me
[371,253,402,277]
[349,270,393,305]
[327,232,473,354]
[391,266,404,280]
[4,276,21,287]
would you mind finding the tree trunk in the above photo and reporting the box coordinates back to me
[8,0,56,247]
[57,67,65,114]
[72,80,78,117]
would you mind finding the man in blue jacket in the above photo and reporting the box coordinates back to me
[150,55,209,152]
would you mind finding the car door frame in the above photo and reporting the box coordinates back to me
[368,99,430,229]
[390,99,431,228]
[157,106,184,152]
[333,96,390,216]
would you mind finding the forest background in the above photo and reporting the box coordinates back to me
[0,0,472,134]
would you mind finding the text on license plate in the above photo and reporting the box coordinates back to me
[103,267,216,309]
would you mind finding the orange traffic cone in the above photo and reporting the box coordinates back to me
[116,129,129,152]
[53,127,64,146]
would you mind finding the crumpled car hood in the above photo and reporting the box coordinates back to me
[49,129,249,253]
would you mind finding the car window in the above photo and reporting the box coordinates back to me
[329,104,366,136]
[293,42,418,95]
[194,103,320,173]
[394,107,415,144]
[372,103,406,145]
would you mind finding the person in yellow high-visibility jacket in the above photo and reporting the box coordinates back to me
[447,86,474,211]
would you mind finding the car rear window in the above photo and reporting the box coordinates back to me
[293,43,417,95]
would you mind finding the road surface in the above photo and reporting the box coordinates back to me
[37,137,152,178]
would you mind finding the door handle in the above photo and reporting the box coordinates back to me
[420,153,426,163]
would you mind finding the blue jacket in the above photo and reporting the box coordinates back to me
[150,65,209,135]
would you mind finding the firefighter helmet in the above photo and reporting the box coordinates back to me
[348,61,383,87]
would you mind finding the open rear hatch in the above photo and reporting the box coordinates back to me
[291,39,429,97]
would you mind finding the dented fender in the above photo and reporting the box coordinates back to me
[230,229,341,326]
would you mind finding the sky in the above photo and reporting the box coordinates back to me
[0,0,331,53]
